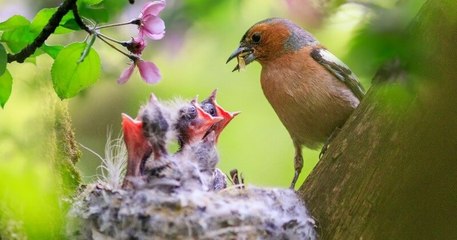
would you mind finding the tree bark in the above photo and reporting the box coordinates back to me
[298,0,457,239]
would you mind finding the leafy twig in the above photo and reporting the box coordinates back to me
[6,0,80,63]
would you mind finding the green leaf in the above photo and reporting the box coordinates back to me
[1,26,36,53]
[30,8,77,34]
[30,8,56,33]
[55,12,80,33]
[0,69,12,108]
[51,42,100,99]
[0,44,6,76]
[60,18,80,31]
[0,15,30,31]
[40,44,64,59]
[78,0,126,23]
[81,0,104,5]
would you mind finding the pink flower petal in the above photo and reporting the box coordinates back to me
[118,64,136,84]
[137,60,161,84]
[142,15,165,40]
[141,0,166,18]
[141,30,165,41]
[128,36,146,54]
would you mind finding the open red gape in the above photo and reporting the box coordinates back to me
[121,113,151,184]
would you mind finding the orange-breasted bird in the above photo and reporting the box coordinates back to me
[227,18,365,189]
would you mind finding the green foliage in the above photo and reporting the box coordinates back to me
[81,0,104,5]
[0,70,12,108]
[1,24,36,53]
[51,42,101,99]
[40,44,64,59]
[0,15,30,31]
[30,8,79,34]
[348,1,426,80]
[0,44,6,76]
[78,0,127,23]
[0,9,77,56]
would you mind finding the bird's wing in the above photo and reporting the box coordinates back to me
[310,47,365,100]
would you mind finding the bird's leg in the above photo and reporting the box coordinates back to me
[319,127,341,159]
[290,142,303,189]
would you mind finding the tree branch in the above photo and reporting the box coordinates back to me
[298,0,457,238]
[71,3,91,34]
[6,0,86,63]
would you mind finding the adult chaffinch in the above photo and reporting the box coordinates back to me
[227,18,365,189]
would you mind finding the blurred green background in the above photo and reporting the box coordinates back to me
[0,0,425,238]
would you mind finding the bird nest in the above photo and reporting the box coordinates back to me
[67,91,317,239]
[68,183,316,239]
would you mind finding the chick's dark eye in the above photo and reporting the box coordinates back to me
[188,106,197,119]
[202,104,217,117]
[251,33,261,43]
[181,106,197,120]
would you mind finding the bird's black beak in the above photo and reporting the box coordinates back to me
[226,45,256,72]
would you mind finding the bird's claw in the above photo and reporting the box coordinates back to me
[289,170,300,190]
[319,144,328,159]
[320,127,341,159]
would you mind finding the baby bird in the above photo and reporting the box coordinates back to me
[200,90,240,190]
[174,98,223,148]
[144,99,223,191]
[201,89,240,142]
[139,93,170,161]
[184,130,227,191]
[172,100,226,191]
[121,113,152,188]
[227,18,365,188]
[121,94,234,192]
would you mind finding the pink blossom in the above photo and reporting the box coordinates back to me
[126,36,146,55]
[137,60,161,83]
[118,58,161,84]
[118,64,136,84]
[138,0,166,40]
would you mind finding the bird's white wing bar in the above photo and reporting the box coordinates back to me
[310,48,365,100]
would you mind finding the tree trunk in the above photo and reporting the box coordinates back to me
[298,0,457,239]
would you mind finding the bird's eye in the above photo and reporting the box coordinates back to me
[202,103,217,117]
[186,106,197,120]
[251,33,261,43]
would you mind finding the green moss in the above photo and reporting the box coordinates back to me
[53,101,82,197]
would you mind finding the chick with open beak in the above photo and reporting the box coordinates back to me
[121,113,152,188]
[174,98,223,149]
[201,89,240,141]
